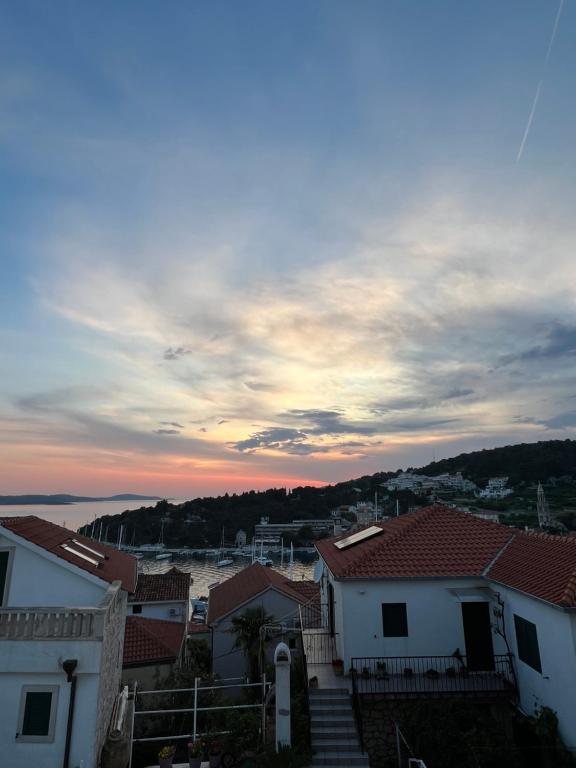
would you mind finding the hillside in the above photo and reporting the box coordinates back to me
[79,440,576,547]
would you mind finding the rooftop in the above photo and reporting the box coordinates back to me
[123,616,185,666]
[0,515,137,593]
[316,505,576,608]
[129,567,191,604]
[208,562,312,624]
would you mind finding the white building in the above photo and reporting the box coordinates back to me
[477,476,513,499]
[0,515,137,768]
[208,563,317,680]
[127,567,190,623]
[316,505,576,750]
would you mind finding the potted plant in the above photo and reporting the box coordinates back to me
[332,658,344,677]
[188,740,203,768]
[158,745,176,768]
[209,739,222,768]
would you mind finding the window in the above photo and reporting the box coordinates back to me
[0,549,12,606]
[17,686,59,742]
[382,603,408,637]
[132,605,142,614]
[514,614,542,673]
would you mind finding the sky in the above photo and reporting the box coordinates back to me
[1,0,576,497]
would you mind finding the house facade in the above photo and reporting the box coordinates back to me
[316,505,576,750]
[128,567,191,623]
[0,516,136,768]
[208,563,315,680]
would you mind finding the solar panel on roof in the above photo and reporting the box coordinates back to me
[72,539,105,559]
[334,525,383,550]
[61,543,99,567]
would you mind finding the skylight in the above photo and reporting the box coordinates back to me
[334,525,383,550]
[61,543,100,566]
[71,539,105,559]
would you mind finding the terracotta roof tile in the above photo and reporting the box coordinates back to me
[0,515,137,592]
[129,568,190,603]
[316,505,512,579]
[207,563,309,624]
[123,616,185,666]
[316,504,576,608]
[487,531,576,607]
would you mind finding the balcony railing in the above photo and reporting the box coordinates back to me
[350,654,517,699]
[0,607,104,640]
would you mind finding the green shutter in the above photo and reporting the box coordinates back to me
[22,692,52,736]
[382,603,408,637]
[0,551,8,604]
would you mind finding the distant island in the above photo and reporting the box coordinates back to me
[0,494,163,506]
[80,439,576,548]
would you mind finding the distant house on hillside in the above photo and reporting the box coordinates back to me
[208,563,318,680]
[316,505,576,749]
[0,516,136,768]
[128,567,190,623]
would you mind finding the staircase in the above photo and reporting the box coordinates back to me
[308,687,370,766]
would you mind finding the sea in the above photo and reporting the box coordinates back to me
[0,499,319,595]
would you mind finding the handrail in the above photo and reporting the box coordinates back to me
[350,654,517,698]
[350,668,365,753]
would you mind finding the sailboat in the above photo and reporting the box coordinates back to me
[252,537,272,567]
[155,520,172,560]
[216,527,233,567]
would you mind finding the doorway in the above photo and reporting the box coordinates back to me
[461,602,495,671]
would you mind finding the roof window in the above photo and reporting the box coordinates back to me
[61,543,100,567]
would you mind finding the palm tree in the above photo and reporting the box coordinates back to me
[228,606,276,682]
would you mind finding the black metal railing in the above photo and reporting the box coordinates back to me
[350,654,516,698]
[350,668,365,753]
[301,631,339,664]
[299,602,327,630]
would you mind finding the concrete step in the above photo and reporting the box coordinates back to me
[311,740,361,752]
[309,688,350,696]
[311,728,358,739]
[311,717,356,728]
[310,707,353,716]
[311,754,370,766]
[309,696,351,706]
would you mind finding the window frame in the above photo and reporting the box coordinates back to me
[382,602,409,638]
[513,614,542,673]
[16,685,59,743]
[0,547,15,607]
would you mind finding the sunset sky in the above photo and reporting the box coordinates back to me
[2,1,576,497]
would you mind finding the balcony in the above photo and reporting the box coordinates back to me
[350,654,517,700]
[0,607,104,640]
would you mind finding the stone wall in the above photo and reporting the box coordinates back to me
[95,583,128,766]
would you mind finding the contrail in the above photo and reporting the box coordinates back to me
[516,0,565,163]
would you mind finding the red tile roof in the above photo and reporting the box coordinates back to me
[207,563,311,624]
[487,531,576,607]
[0,515,137,593]
[317,505,513,580]
[129,568,190,603]
[316,505,576,608]
[123,616,185,666]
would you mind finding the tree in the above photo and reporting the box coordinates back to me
[228,606,276,682]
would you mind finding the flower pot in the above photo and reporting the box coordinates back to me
[209,755,221,768]
[332,664,344,677]
[189,759,202,768]
[159,758,174,768]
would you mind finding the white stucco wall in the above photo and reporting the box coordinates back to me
[130,600,187,622]
[329,573,506,666]
[490,582,576,749]
[211,588,301,680]
[0,532,107,606]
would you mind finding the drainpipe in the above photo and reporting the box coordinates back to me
[62,659,78,768]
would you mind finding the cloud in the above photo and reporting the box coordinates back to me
[163,347,191,361]
[153,428,180,435]
[281,409,378,436]
[502,323,576,365]
[160,421,184,429]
